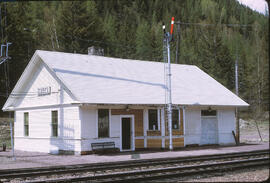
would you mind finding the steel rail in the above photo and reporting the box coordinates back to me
[28,157,269,183]
[0,149,268,179]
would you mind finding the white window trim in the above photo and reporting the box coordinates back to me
[51,110,59,138]
[24,112,29,137]
[147,108,160,131]
[172,108,180,130]
[96,109,111,138]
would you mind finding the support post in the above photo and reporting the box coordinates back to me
[10,121,15,160]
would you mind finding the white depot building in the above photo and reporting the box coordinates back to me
[2,50,248,154]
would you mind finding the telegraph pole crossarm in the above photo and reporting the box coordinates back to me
[0,42,11,65]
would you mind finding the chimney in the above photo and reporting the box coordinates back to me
[88,46,104,56]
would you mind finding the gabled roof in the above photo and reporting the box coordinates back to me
[2,51,77,111]
[3,50,249,110]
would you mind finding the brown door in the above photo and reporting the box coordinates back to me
[122,118,131,150]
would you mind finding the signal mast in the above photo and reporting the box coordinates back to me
[163,17,174,150]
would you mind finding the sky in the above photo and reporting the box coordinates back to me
[237,0,268,14]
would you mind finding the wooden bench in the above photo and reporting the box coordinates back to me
[91,142,118,154]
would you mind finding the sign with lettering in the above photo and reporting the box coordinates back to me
[38,87,51,96]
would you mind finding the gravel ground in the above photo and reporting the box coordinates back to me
[0,117,268,182]
[0,143,269,170]
[182,166,269,182]
[150,166,269,182]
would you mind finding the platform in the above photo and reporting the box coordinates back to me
[0,142,269,170]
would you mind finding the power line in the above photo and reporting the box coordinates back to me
[175,22,254,27]
[64,20,254,62]
[0,91,60,98]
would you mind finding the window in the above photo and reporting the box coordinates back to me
[98,109,109,138]
[201,110,217,116]
[172,109,179,129]
[51,111,58,137]
[24,112,29,136]
[148,109,158,130]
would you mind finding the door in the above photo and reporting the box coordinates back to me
[201,116,218,145]
[122,118,131,150]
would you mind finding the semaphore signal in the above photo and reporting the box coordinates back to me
[163,17,174,150]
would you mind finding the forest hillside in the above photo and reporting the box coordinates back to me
[0,0,268,118]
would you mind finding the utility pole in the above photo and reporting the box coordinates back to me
[163,17,174,150]
[235,54,239,145]
[53,16,59,49]
[0,3,15,159]
[0,42,15,160]
[175,23,180,64]
[235,57,239,96]
[255,54,263,141]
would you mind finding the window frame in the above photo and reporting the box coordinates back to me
[172,109,180,130]
[97,109,110,138]
[148,109,159,131]
[24,112,29,137]
[51,110,58,137]
[201,110,217,117]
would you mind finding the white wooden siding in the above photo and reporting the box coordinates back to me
[111,115,120,138]
[14,104,237,153]
[14,138,82,154]
[80,108,96,139]
[14,61,74,109]
[79,107,121,151]
[14,106,80,153]
[81,138,120,152]
[184,107,236,146]
[184,108,201,145]
[218,109,236,145]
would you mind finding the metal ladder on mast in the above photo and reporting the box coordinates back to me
[163,37,169,128]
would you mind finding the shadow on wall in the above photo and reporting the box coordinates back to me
[50,86,75,155]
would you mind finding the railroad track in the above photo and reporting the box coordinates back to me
[0,149,269,183]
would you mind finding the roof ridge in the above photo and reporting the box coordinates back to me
[36,50,195,67]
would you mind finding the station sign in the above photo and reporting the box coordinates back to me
[38,86,51,96]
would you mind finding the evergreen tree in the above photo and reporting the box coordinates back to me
[135,20,152,60]
[56,1,100,53]
[0,0,268,116]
